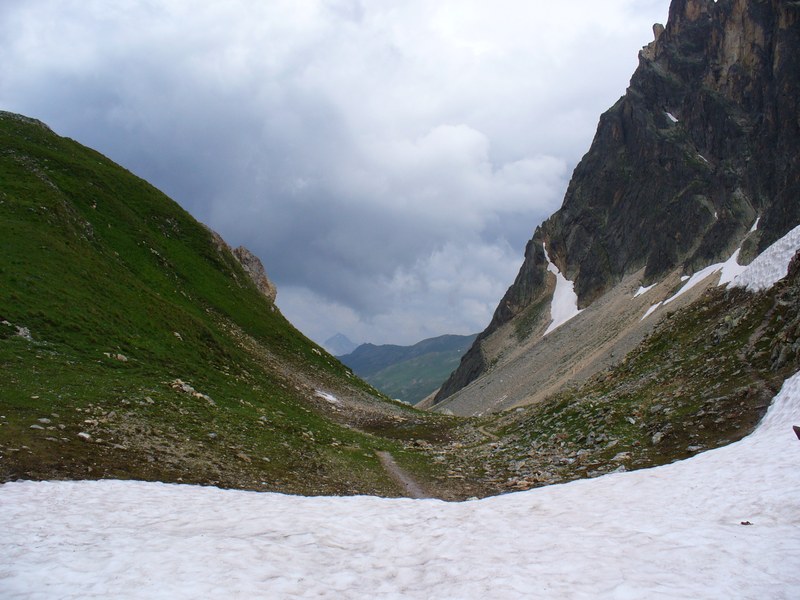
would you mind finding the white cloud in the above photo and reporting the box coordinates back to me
[0,0,670,345]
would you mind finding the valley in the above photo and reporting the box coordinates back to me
[2,0,800,596]
[2,125,797,498]
[337,333,478,405]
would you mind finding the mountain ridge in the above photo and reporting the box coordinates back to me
[339,334,477,404]
[2,104,798,499]
[435,0,800,406]
[340,334,478,375]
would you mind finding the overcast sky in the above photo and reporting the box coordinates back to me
[1,0,669,347]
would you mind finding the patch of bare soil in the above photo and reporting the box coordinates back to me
[375,451,429,499]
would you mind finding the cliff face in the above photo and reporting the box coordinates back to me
[435,0,800,404]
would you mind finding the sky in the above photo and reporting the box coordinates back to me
[0,0,670,346]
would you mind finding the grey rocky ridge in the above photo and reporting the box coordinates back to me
[433,0,800,411]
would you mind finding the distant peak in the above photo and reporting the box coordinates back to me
[324,333,359,356]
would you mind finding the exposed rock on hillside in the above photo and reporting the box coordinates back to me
[233,246,277,303]
[202,224,277,303]
[435,0,800,405]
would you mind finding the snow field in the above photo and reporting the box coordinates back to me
[2,371,800,599]
[731,223,800,292]
[642,223,800,318]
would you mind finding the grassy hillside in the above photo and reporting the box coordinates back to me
[339,334,477,404]
[0,112,467,497]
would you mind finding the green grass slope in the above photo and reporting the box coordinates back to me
[339,334,477,404]
[0,112,463,496]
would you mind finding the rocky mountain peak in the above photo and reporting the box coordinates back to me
[434,0,800,405]
[670,0,713,27]
[536,0,798,304]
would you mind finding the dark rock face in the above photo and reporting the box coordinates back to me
[435,236,548,400]
[550,0,800,304]
[435,0,800,404]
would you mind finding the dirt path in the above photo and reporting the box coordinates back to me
[375,451,429,499]
[477,425,499,442]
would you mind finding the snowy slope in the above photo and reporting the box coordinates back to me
[731,224,800,292]
[2,372,800,599]
[543,243,582,335]
[643,223,800,320]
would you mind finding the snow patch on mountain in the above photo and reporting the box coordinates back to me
[315,390,341,405]
[543,243,582,336]
[731,224,800,292]
[643,224,800,319]
[717,248,748,285]
[641,302,662,320]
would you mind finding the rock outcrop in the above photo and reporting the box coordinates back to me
[435,0,800,405]
[203,224,277,303]
[233,246,278,304]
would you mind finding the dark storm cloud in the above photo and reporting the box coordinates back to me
[0,0,669,345]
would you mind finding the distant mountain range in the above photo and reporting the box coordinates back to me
[338,334,477,404]
[323,333,359,356]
